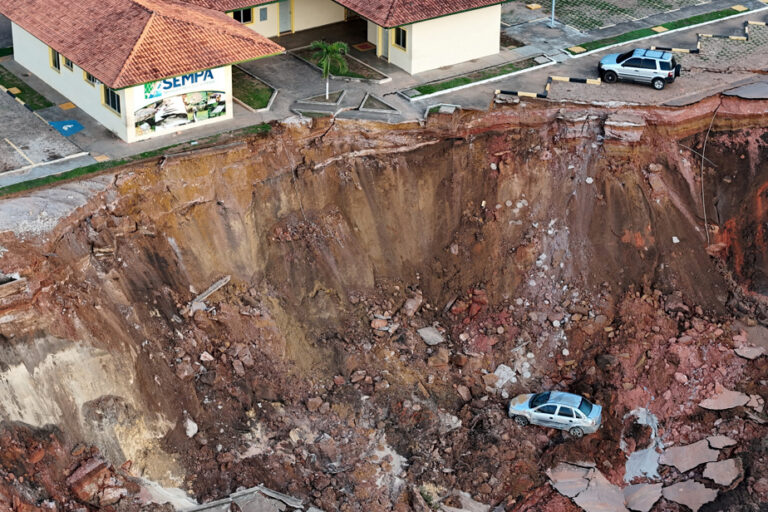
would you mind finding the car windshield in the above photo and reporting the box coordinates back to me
[578,398,593,416]
[530,392,550,408]
[616,51,634,63]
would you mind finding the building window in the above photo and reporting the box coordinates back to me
[64,57,73,71]
[233,8,253,24]
[103,85,121,115]
[84,72,98,86]
[50,48,61,72]
[393,27,407,50]
[259,7,268,21]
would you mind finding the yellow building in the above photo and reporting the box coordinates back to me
[1,0,283,143]
[193,0,505,74]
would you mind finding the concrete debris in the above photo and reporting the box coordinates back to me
[440,490,491,512]
[706,435,737,449]
[703,458,742,486]
[418,326,445,345]
[493,364,516,388]
[734,345,766,359]
[659,440,719,473]
[188,485,309,511]
[184,417,199,438]
[183,275,231,315]
[699,388,750,410]
[747,394,765,412]
[623,483,662,512]
[402,293,423,317]
[661,481,718,512]
[547,462,628,512]
[437,410,462,434]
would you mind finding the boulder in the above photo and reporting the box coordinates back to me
[418,327,445,346]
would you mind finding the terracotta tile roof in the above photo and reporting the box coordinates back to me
[0,0,283,88]
[179,0,274,10]
[334,0,505,27]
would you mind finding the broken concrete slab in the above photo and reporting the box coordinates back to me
[418,326,445,345]
[547,462,628,512]
[623,483,662,512]
[747,394,765,412]
[572,470,629,512]
[546,462,591,497]
[706,435,737,449]
[734,345,766,360]
[661,481,718,512]
[699,388,750,410]
[703,458,742,486]
[659,440,719,473]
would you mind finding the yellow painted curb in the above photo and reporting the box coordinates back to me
[59,102,76,110]
[731,4,748,11]
[652,26,668,33]
[568,46,586,54]
[526,3,542,9]
[93,154,111,163]
[7,87,21,95]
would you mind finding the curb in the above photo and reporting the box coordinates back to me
[1,84,51,123]
[566,5,768,59]
[495,74,601,99]
[405,59,557,102]
[653,17,768,53]
[288,47,391,85]
[233,65,280,113]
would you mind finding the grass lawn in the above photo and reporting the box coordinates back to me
[232,66,274,110]
[0,123,273,197]
[292,47,387,80]
[413,58,538,96]
[0,64,53,110]
[0,47,12,57]
[568,7,743,54]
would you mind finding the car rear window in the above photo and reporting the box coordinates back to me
[578,398,593,416]
[616,50,634,63]
[530,392,550,408]
[660,60,673,70]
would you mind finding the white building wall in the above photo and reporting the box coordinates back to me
[386,26,411,73]
[228,4,279,38]
[366,20,377,45]
[292,0,345,32]
[409,5,500,74]
[11,22,128,140]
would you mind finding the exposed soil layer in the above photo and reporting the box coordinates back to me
[0,95,767,511]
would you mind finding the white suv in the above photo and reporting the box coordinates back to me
[598,48,681,90]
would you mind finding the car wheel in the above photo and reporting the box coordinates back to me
[652,78,665,90]
[569,427,584,439]
[603,70,618,84]
[514,416,529,427]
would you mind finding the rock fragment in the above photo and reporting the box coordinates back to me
[734,345,765,359]
[699,388,750,410]
[659,440,719,472]
[623,483,662,512]
[662,481,718,512]
[703,458,742,486]
[418,326,445,345]
[184,417,198,438]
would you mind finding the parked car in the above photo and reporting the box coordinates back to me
[508,391,602,438]
[598,48,681,90]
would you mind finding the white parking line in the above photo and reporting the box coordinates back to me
[3,138,34,165]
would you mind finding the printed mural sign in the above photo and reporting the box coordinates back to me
[133,67,228,136]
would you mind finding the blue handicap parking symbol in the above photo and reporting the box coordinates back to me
[50,120,84,136]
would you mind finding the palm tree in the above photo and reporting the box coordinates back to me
[310,40,349,100]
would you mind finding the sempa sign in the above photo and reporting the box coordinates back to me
[136,67,227,106]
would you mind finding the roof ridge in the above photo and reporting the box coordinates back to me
[382,0,399,27]
[112,10,156,87]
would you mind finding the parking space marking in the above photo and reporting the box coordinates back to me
[4,138,35,165]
